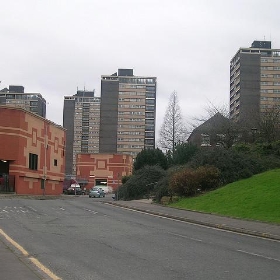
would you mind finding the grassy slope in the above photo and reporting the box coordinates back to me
[171,169,280,224]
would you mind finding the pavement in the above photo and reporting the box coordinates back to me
[0,197,279,280]
[107,199,280,241]
[0,238,44,280]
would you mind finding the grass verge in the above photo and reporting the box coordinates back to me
[170,169,280,224]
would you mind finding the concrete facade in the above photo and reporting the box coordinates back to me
[0,106,66,195]
[0,85,46,118]
[63,90,100,176]
[230,40,280,127]
[100,69,157,157]
[63,69,157,176]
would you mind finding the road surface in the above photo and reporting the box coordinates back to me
[0,196,279,280]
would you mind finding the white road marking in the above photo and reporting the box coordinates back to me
[84,208,98,214]
[170,232,202,242]
[106,203,280,243]
[0,228,62,280]
[237,249,280,262]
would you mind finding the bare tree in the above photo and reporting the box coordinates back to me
[158,91,187,153]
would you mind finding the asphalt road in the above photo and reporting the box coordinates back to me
[0,196,280,280]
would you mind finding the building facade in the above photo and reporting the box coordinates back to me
[63,69,157,176]
[0,106,66,195]
[76,153,133,192]
[63,90,100,176]
[0,85,46,117]
[230,40,280,126]
[100,69,157,157]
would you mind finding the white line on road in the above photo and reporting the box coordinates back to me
[0,228,62,280]
[170,232,202,242]
[237,249,280,262]
[106,203,280,243]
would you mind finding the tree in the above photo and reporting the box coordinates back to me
[118,165,166,200]
[171,142,198,166]
[133,148,168,171]
[258,105,280,143]
[158,91,187,154]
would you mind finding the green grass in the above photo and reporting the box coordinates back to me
[170,169,280,224]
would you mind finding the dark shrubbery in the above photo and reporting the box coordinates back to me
[167,143,199,167]
[169,165,220,197]
[195,165,221,191]
[153,176,169,203]
[188,148,265,185]
[133,148,168,171]
[117,165,166,200]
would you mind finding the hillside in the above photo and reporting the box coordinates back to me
[171,169,280,224]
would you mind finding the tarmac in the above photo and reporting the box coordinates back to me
[1,197,280,280]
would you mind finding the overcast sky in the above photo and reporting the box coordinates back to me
[1,0,280,139]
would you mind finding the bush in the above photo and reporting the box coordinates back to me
[195,165,221,191]
[169,165,221,197]
[117,165,166,200]
[170,168,199,197]
[153,176,169,203]
[188,148,264,185]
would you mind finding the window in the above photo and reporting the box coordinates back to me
[29,153,38,170]
[146,105,154,111]
[201,134,210,147]
[145,139,154,145]
[146,92,155,98]
[54,159,58,166]
[145,112,154,118]
[145,132,154,138]
[146,99,155,104]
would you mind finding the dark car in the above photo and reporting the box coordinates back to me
[66,184,82,195]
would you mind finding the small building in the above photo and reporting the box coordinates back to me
[76,153,133,192]
[0,106,66,195]
[188,113,230,147]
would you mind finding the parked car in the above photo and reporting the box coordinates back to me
[63,179,80,194]
[94,185,109,194]
[97,188,106,197]
[89,187,105,198]
[66,184,82,195]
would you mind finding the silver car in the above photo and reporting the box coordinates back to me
[89,187,105,198]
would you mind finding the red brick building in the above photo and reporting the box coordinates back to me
[0,106,66,195]
[76,153,133,192]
